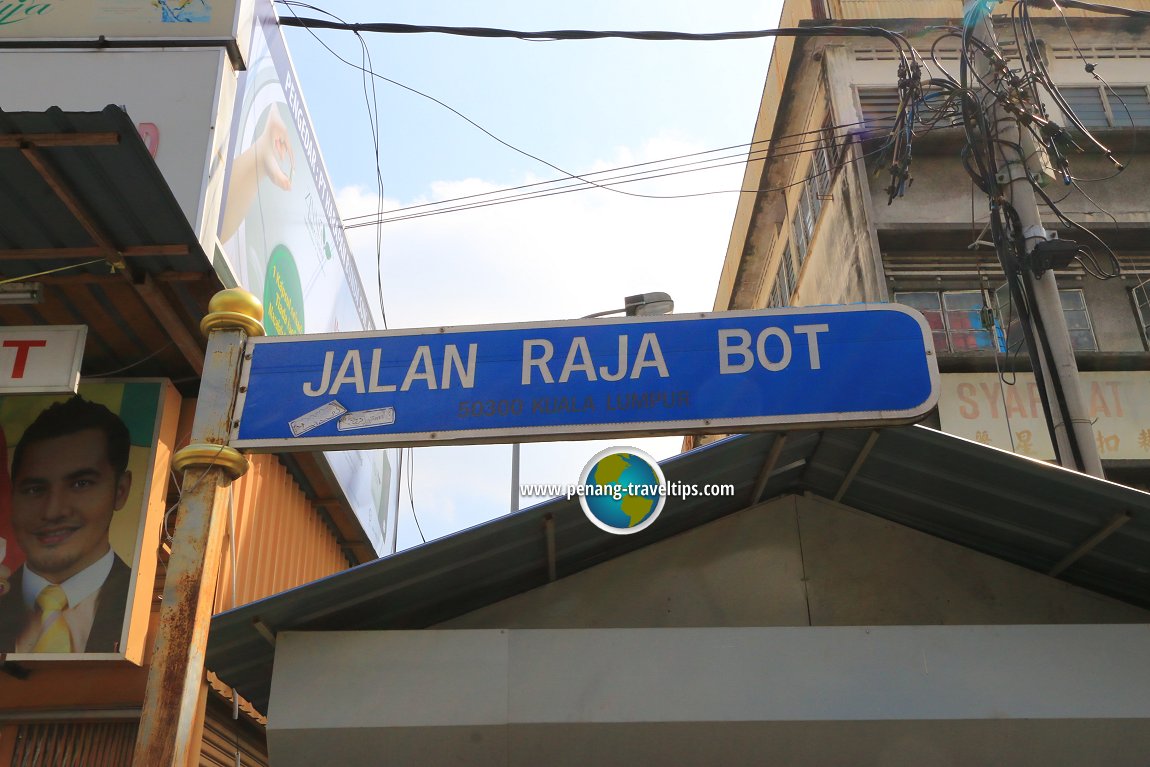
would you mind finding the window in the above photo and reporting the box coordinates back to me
[1061,85,1150,128]
[769,278,788,309]
[1133,282,1150,348]
[793,181,816,264]
[858,88,903,139]
[896,290,998,353]
[811,128,837,199]
[857,87,958,139]
[789,124,838,269]
[780,242,797,302]
[995,285,1098,352]
[1059,289,1098,351]
[769,242,798,308]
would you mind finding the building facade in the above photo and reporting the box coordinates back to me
[713,0,1150,484]
[0,2,392,764]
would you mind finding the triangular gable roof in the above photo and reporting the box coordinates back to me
[207,425,1150,713]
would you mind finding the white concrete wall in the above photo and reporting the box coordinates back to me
[268,624,1150,766]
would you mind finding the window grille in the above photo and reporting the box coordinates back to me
[994,285,1098,352]
[857,87,958,139]
[1132,280,1150,349]
[1061,85,1150,128]
[895,290,999,353]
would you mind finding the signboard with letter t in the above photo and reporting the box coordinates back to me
[0,326,86,395]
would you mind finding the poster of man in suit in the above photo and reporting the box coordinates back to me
[0,381,167,658]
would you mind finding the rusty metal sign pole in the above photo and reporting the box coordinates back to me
[132,289,264,767]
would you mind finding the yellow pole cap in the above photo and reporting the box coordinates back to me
[201,288,266,337]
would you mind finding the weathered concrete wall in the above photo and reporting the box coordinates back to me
[269,625,1150,767]
[439,495,1148,629]
[869,153,1150,230]
[793,143,888,306]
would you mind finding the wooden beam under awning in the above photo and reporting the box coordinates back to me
[132,272,205,375]
[0,131,121,148]
[10,134,208,376]
[0,244,190,260]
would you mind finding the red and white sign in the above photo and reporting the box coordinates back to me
[0,326,86,394]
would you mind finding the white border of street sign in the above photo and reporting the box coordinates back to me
[231,305,939,451]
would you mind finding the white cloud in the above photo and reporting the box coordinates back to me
[340,134,740,329]
[337,135,741,551]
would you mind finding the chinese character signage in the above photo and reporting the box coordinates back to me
[938,372,1150,460]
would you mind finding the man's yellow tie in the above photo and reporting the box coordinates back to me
[32,584,73,653]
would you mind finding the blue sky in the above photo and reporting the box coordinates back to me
[280,0,784,551]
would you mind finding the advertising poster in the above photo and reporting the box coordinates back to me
[0,380,176,662]
[219,0,393,555]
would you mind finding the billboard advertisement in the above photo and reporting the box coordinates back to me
[0,0,247,48]
[0,380,178,663]
[219,0,393,554]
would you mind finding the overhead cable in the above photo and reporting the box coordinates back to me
[344,118,883,226]
[276,15,920,60]
[342,118,876,223]
[1029,0,1150,17]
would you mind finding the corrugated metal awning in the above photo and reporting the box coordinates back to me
[0,105,222,385]
[206,425,1150,714]
[0,106,383,562]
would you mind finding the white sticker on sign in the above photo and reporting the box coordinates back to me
[290,400,347,436]
[337,407,397,431]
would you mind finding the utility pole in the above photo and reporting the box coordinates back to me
[964,0,1105,478]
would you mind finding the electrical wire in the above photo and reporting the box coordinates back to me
[280,0,392,329]
[347,124,898,226]
[358,24,389,329]
[348,112,936,228]
[405,448,426,545]
[276,11,922,62]
[278,2,720,207]
[1039,0,1150,17]
[341,118,879,225]
[84,341,175,377]
[346,129,916,226]
[947,0,1150,470]
[0,258,107,284]
[1011,1,1120,162]
[958,2,1065,464]
[278,2,925,209]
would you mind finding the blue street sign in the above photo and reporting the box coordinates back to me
[231,305,938,450]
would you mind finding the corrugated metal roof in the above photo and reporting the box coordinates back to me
[206,425,1150,714]
[0,105,221,386]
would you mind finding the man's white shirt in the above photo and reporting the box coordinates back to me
[16,548,114,652]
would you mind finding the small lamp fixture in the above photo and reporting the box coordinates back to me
[0,282,43,305]
[583,291,675,319]
[624,291,675,316]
